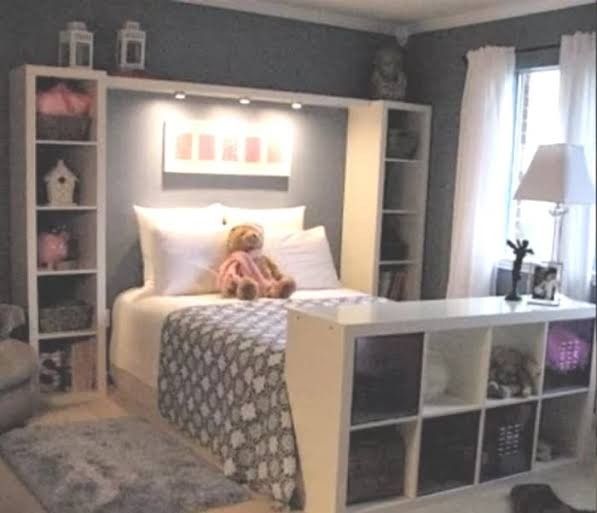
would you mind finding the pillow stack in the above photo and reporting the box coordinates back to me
[134,204,340,296]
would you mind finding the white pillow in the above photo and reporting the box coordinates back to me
[224,206,305,233]
[266,226,340,290]
[149,226,229,296]
[134,204,225,286]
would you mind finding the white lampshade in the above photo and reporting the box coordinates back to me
[514,143,595,205]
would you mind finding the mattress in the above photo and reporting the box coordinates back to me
[110,287,364,388]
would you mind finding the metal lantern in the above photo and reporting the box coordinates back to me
[117,21,146,70]
[59,21,94,68]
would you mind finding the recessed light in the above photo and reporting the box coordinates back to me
[291,102,303,110]
[239,98,251,105]
[174,91,186,100]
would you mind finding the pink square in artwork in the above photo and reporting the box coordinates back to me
[267,139,284,164]
[223,137,239,162]
[176,133,193,160]
[199,134,216,161]
[245,136,261,163]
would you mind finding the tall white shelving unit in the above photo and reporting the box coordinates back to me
[341,101,431,301]
[10,65,107,395]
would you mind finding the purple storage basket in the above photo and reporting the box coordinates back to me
[546,325,591,373]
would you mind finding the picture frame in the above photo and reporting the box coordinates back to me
[163,119,293,177]
[528,263,563,306]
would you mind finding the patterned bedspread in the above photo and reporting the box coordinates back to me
[158,295,378,505]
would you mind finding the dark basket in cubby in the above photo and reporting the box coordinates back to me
[543,319,594,392]
[36,113,91,141]
[481,403,537,482]
[418,412,480,495]
[347,426,406,505]
[351,334,422,425]
[39,300,93,334]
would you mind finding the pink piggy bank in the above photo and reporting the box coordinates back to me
[38,230,70,270]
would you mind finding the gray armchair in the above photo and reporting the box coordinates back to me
[0,304,38,432]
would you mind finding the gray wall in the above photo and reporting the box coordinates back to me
[0,0,391,302]
[107,91,348,304]
[407,4,597,299]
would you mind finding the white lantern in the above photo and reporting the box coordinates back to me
[59,21,94,68]
[117,21,146,71]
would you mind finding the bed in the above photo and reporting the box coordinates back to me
[110,286,377,505]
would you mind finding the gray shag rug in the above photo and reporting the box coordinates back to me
[0,417,249,513]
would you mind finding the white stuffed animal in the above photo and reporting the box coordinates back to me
[424,348,450,402]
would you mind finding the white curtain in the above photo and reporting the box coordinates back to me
[447,47,516,298]
[558,32,596,300]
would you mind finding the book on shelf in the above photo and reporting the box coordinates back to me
[379,269,407,300]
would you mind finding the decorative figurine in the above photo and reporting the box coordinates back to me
[45,159,78,206]
[59,21,94,68]
[505,239,534,301]
[117,21,146,71]
[370,43,407,100]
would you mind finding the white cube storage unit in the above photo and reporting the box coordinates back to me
[341,101,431,301]
[10,65,107,395]
[285,296,595,513]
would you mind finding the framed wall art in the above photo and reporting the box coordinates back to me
[163,119,294,176]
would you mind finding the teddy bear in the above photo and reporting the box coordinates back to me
[217,224,296,301]
[487,346,541,399]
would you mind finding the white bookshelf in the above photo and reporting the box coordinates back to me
[286,296,596,513]
[341,101,431,301]
[10,65,107,395]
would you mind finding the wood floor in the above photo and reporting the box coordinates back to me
[0,394,595,513]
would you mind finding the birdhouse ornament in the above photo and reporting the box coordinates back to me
[45,160,78,206]
[59,21,94,68]
[117,21,146,71]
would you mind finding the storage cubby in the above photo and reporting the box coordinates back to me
[347,422,417,505]
[36,77,98,142]
[487,323,546,405]
[380,213,419,262]
[423,328,490,416]
[481,402,537,482]
[37,275,96,335]
[351,334,423,426]
[418,412,480,495]
[536,394,587,467]
[37,211,97,270]
[38,337,97,394]
[378,263,418,301]
[36,145,97,207]
[386,109,425,161]
[383,165,423,212]
[543,319,594,394]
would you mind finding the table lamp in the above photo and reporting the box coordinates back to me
[514,143,594,264]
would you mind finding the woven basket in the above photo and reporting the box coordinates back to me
[39,301,93,334]
[36,114,91,141]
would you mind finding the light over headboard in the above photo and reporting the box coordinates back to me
[106,90,348,305]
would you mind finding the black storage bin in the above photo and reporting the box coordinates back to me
[347,425,406,505]
[351,333,423,425]
[481,403,537,481]
[418,412,480,495]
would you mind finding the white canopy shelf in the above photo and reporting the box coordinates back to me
[107,74,372,109]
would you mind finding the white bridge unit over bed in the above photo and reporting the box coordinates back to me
[286,296,596,513]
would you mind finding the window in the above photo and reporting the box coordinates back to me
[506,67,561,262]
